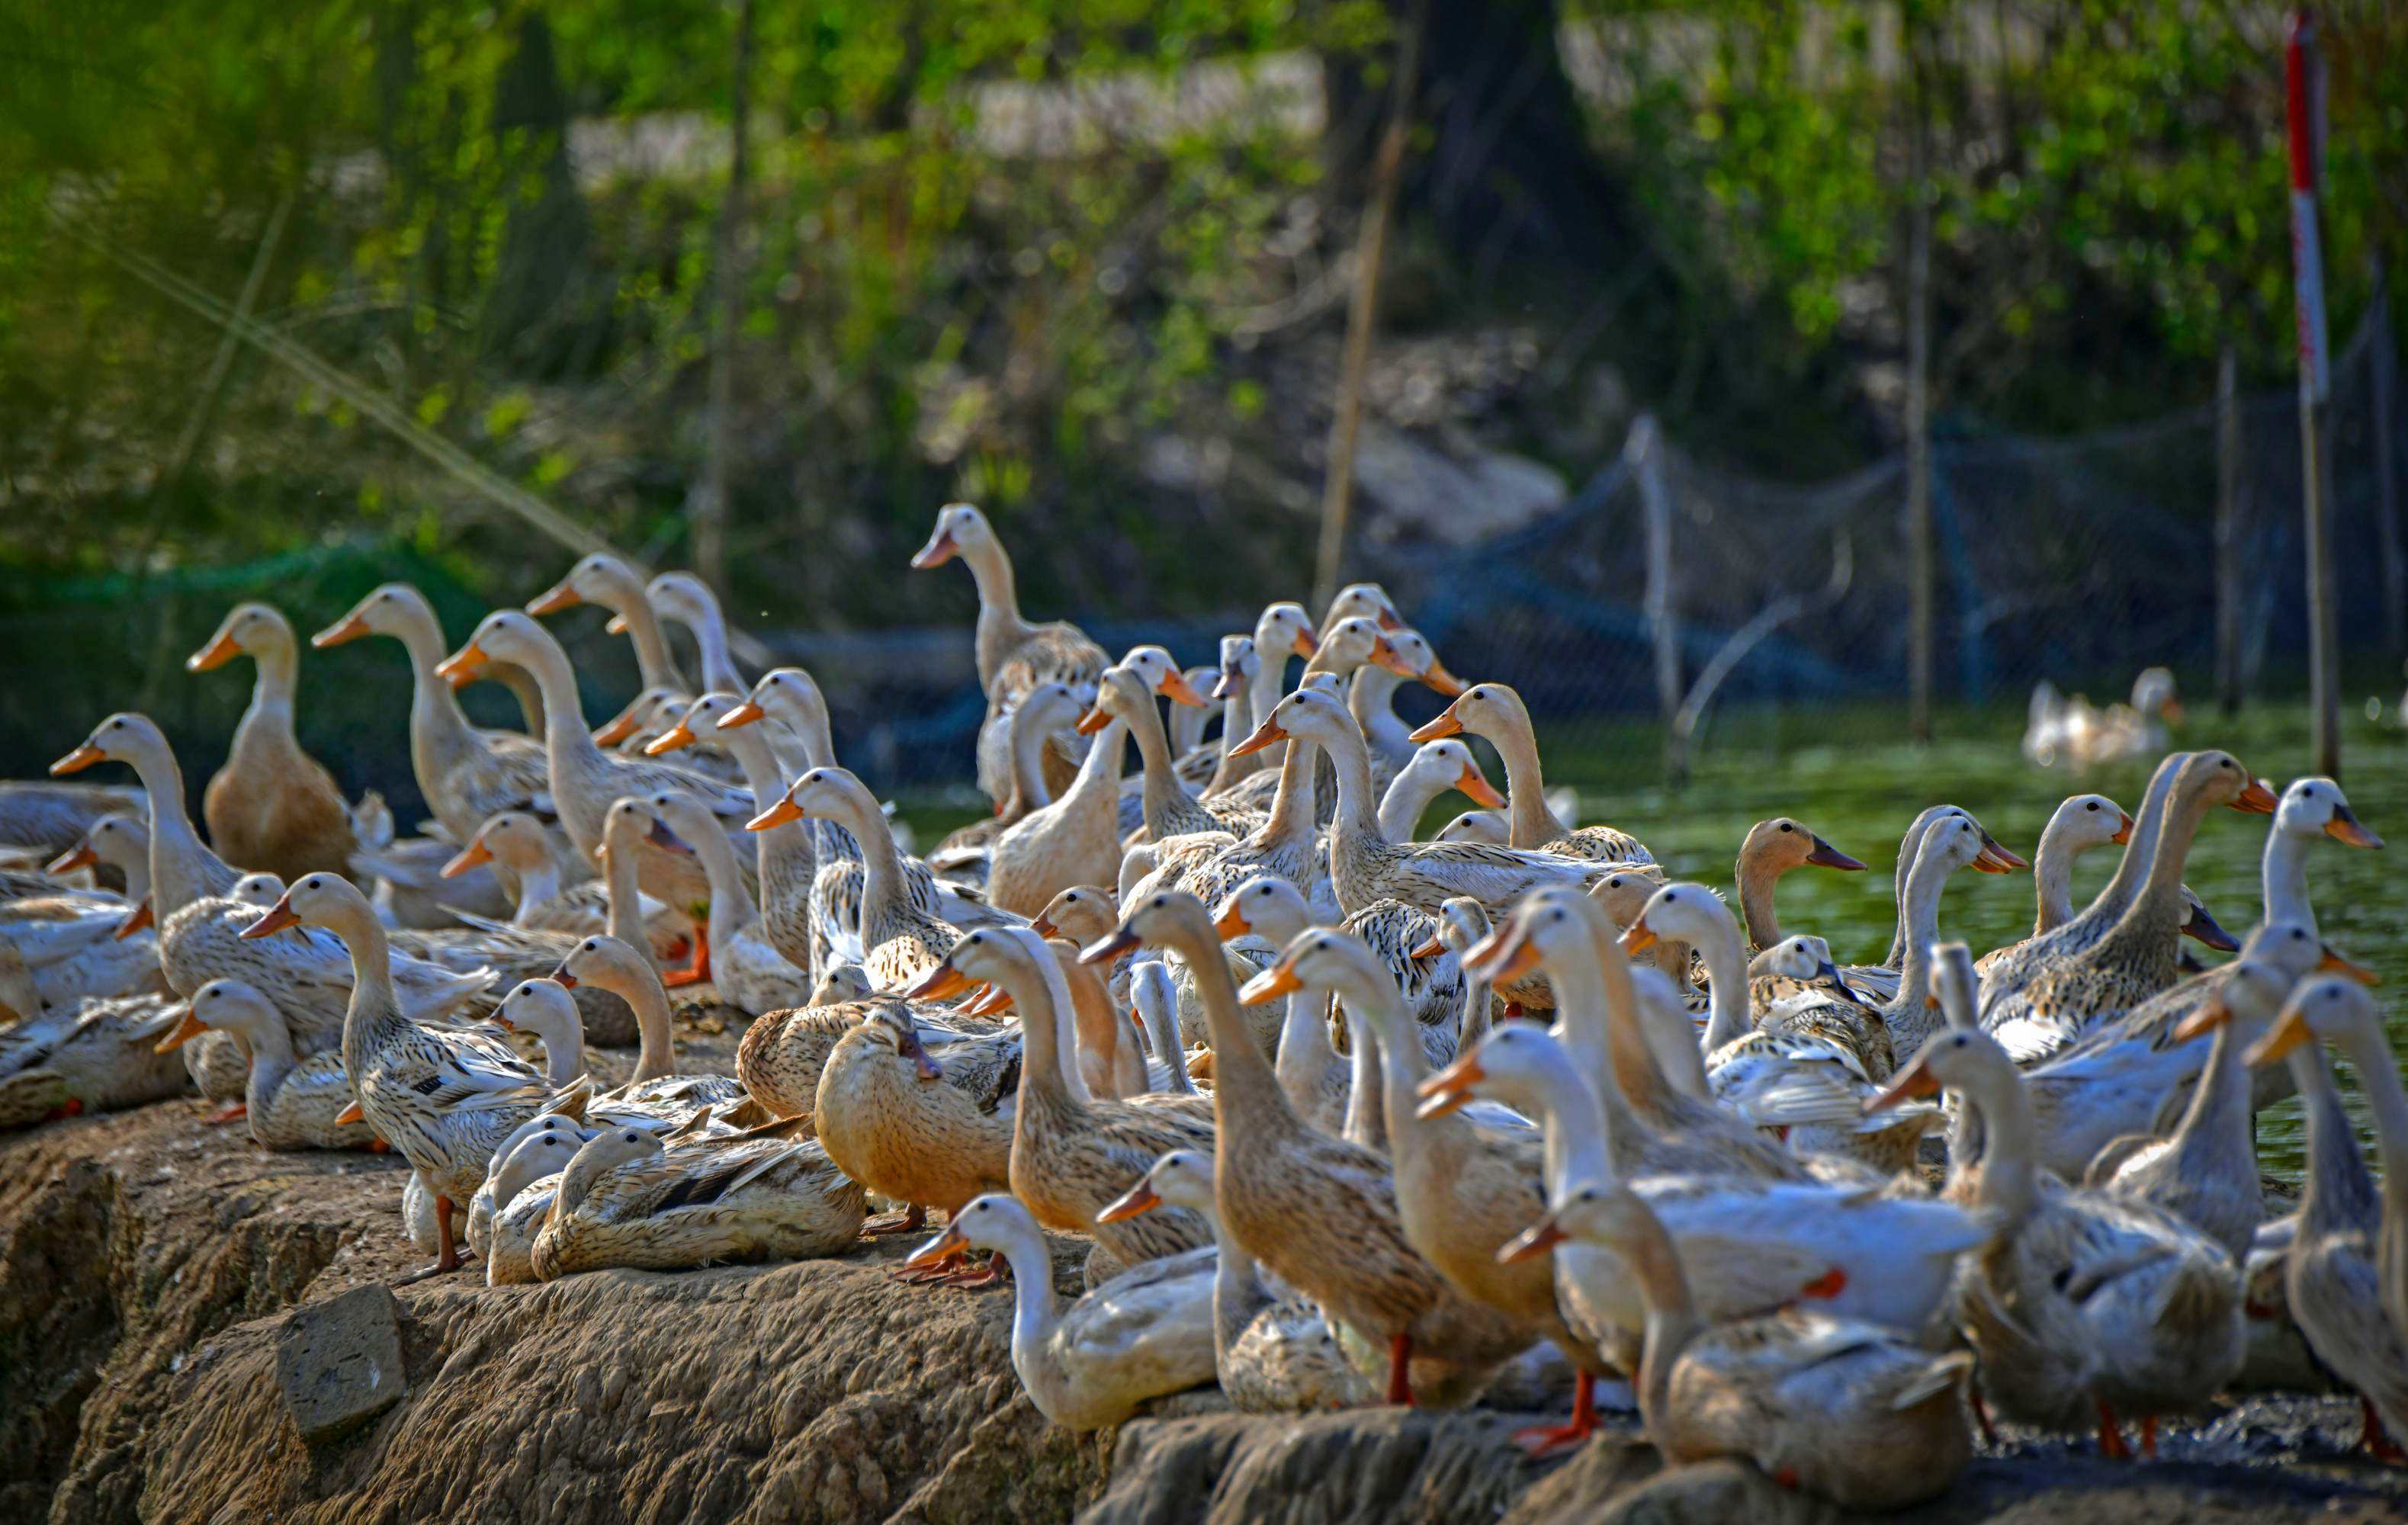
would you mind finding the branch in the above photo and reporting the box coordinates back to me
[1665,530,1854,785]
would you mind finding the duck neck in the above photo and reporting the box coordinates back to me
[1338,1006,1387,1152]
[833,781,913,933]
[393,609,486,821]
[1168,918,1290,1134]
[1354,981,1437,1156]
[1483,708,1567,849]
[1880,812,1941,969]
[1058,719,1129,829]
[2161,1016,2255,1186]
[1005,705,1057,816]
[534,1017,586,1087]
[1254,731,1318,849]
[523,642,619,852]
[2342,1027,2408,1231]
[1956,1064,2038,1224]
[554,1144,621,1218]
[507,853,562,924]
[1348,666,1409,761]
[1692,912,1751,1053]
[990,1224,1067,1383]
[2261,825,2317,935]
[602,836,647,949]
[718,725,815,901]
[328,903,407,1087]
[773,689,837,769]
[611,591,686,693]
[1000,946,1092,1108]
[239,634,301,742]
[1273,983,1339,1106]
[1619,1206,1702,1446]
[1318,717,1384,846]
[608,965,680,1085]
[1526,1059,1620,1203]
[1376,763,1444,844]
[1247,636,1293,768]
[1732,846,1786,952]
[2028,818,2086,936]
[1123,695,1193,841]
[127,741,236,917]
[2082,754,2180,926]
[682,608,744,696]
[962,541,1032,691]
[1204,682,1258,794]
[679,820,758,947]
[238,1019,299,1115]
[2092,772,2214,966]
[1880,846,1956,1052]
[2292,1045,2375,1235]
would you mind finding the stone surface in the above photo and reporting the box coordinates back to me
[276,1283,407,1443]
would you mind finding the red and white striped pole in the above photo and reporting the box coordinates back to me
[2288,8,2341,777]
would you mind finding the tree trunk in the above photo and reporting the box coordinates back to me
[695,0,756,599]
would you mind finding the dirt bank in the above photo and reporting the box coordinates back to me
[5,1006,2408,1524]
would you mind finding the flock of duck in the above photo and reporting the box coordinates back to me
[1,501,2401,1511]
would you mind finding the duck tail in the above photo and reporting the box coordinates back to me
[1889,1350,1977,1411]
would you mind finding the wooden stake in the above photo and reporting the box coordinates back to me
[1313,0,1428,615]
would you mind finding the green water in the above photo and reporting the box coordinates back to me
[902,695,2408,1181]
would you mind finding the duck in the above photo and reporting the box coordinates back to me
[530,1115,866,1279]
[480,1122,590,1286]
[1135,678,1337,924]
[1084,890,1533,1407]
[753,767,971,987]
[438,811,687,961]
[0,780,146,862]
[910,502,1109,804]
[644,691,829,972]
[2021,922,2349,1179]
[1421,1019,1986,1355]
[1099,1149,1376,1411]
[1087,656,1225,843]
[907,926,1215,1271]
[434,610,755,981]
[239,872,588,1278]
[1975,794,2131,979]
[1208,876,1357,1137]
[310,584,557,856]
[1347,627,1464,772]
[489,977,596,1085]
[1505,1183,1973,1510]
[550,934,746,1122]
[644,570,750,696]
[902,1193,1217,1429]
[1209,616,1412,820]
[1125,958,1198,1096]
[2085,955,2304,1261]
[527,552,689,694]
[1840,805,2024,1002]
[1204,602,1318,793]
[638,790,813,1016]
[0,990,189,1129]
[1257,926,1605,1454]
[1710,816,1869,969]
[1376,740,1505,844]
[4,838,162,1008]
[2245,976,2408,1458]
[1232,686,1603,920]
[814,997,1021,1245]
[2024,667,2182,771]
[1976,756,2186,1010]
[50,715,495,1058]
[1408,682,1650,863]
[1981,751,2276,1060]
[923,682,1081,890]
[43,812,156,936]
[1867,1022,2243,1457]
[183,602,360,881]
[153,978,377,1150]
[2259,776,2383,935]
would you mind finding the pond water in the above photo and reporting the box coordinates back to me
[903,692,2408,1182]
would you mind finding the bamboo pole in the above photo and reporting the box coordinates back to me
[1631,416,1682,779]
[1312,0,1428,615]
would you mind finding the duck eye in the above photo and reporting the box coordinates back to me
[1778,822,1792,833]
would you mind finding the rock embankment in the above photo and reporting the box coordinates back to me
[6,1054,2408,1523]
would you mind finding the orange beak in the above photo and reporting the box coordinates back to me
[910,529,960,570]
[50,743,106,775]
[526,581,582,616]
[1408,705,1465,744]
[962,983,1014,1019]
[2325,805,2383,849]
[1080,926,1142,965]
[2233,778,2280,814]
[114,900,154,939]
[591,709,644,747]
[441,841,494,879]
[642,722,696,756]
[902,963,974,1003]
[2161,698,2186,725]
[433,641,490,683]
[2170,995,2232,1045]
[719,699,767,730]
[1495,1211,1567,1265]
[2320,947,2379,985]
[2244,1009,2313,1069]
[154,1007,208,1053]
[901,1221,972,1272]
[1237,956,1304,1006]
[1414,1050,1485,1119]
[1226,717,1286,758]
[1074,705,1112,737]
[1290,630,1317,659]
[1212,665,1248,701]
[334,1098,366,1125]
[1368,637,1418,681]
[1418,659,1466,698]
[1863,1053,1939,1113]
[2111,811,2134,846]
[605,613,629,635]
[1973,832,2028,873]
[1409,933,1446,962]
[185,630,242,673]
[1464,920,1540,986]
[1454,763,1505,810]
[551,969,579,989]
[1158,669,1208,708]
[746,797,805,833]
[1619,918,1659,955]
[1373,608,1405,633]
[46,843,98,875]
[1028,916,1060,940]
[1212,904,1251,942]
[1095,1180,1162,1224]
[240,897,302,939]
[312,611,374,648]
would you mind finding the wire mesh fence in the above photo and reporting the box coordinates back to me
[2,310,2400,817]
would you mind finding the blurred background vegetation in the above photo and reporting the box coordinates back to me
[6,0,2401,616]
